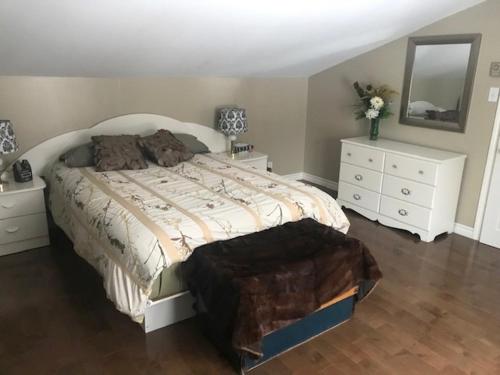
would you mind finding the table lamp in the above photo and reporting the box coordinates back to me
[0,120,19,191]
[217,107,248,155]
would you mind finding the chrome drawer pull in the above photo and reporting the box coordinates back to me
[1,203,15,209]
[354,174,363,181]
[368,158,373,163]
[401,188,411,196]
[418,170,424,175]
[398,209,408,217]
[392,164,398,169]
[353,194,361,201]
[5,226,20,233]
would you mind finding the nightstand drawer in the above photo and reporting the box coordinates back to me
[0,213,49,245]
[214,152,268,171]
[244,158,267,171]
[0,189,46,219]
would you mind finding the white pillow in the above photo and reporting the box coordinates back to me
[408,101,445,116]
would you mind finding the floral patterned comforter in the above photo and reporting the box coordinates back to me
[48,153,350,321]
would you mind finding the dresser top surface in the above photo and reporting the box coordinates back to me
[341,137,466,162]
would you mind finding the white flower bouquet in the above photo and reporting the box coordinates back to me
[353,81,397,140]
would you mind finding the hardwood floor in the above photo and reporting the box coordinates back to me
[1,210,500,374]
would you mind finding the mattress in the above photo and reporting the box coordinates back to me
[48,153,349,321]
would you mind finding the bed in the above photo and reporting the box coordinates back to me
[18,114,350,332]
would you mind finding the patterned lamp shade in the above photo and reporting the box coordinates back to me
[0,120,18,155]
[217,108,248,137]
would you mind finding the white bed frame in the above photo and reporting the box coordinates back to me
[15,113,227,333]
[19,113,227,177]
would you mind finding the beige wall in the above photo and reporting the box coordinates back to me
[305,0,500,227]
[2,1,497,227]
[411,78,465,110]
[0,76,308,175]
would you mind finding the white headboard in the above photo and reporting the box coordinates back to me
[16,113,227,177]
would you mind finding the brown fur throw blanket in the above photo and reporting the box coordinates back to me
[183,218,382,357]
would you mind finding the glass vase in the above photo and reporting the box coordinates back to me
[369,118,380,141]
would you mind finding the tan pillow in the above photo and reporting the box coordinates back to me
[141,129,194,167]
[92,135,148,172]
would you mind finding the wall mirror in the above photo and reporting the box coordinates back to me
[400,34,481,133]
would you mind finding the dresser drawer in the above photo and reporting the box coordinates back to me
[338,181,380,212]
[341,143,384,171]
[384,153,438,186]
[379,196,431,230]
[339,162,383,192]
[0,213,49,245]
[382,175,436,208]
[0,190,46,220]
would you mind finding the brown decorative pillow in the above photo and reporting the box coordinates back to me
[91,135,148,172]
[141,129,194,167]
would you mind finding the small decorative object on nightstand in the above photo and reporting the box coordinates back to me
[215,151,268,171]
[0,120,19,192]
[217,107,248,155]
[0,176,50,256]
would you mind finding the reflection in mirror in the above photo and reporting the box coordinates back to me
[400,34,481,133]
[408,44,470,123]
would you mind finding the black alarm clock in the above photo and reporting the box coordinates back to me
[13,159,33,183]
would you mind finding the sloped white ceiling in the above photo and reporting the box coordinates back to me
[0,0,484,77]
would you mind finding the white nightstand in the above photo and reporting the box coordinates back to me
[216,151,268,171]
[0,176,50,256]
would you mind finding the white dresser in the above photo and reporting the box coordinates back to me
[0,176,50,256]
[337,137,466,242]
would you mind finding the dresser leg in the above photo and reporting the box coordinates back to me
[419,233,435,242]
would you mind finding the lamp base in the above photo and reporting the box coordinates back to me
[0,157,5,193]
[227,135,237,158]
[0,156,13,193]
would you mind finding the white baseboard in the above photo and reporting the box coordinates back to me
[453,223,476,240]
[282,171,477,241]
[283,172,338,191]
[282,172,305,181]
[302,173,339,191]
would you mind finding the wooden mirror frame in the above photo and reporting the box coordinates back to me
[400,34,482,133]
